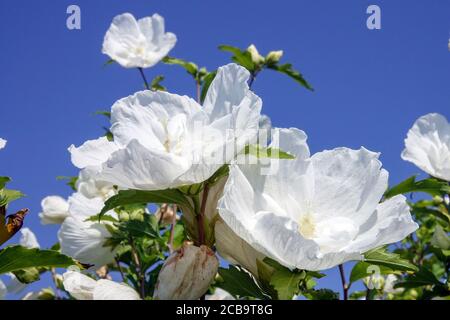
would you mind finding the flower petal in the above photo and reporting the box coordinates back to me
[402,113,450,181]
[93,280,141,300]
[69,137,119,169]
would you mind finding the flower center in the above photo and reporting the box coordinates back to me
[298,214,316,239]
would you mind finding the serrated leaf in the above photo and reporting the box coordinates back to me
[150,75,166,91]
[118,214,160,239]
[363,247,418,272]
[99,189,192,218]
[217,266,268,300]
[0,246,79,274]
[267,63,313,91]
[394,267,444,289]
[385,176,450,199]
[263,258,305,300]
[162,56,198,75]
[243,145,295,159]
[0,189,25,207]
[218,45,256,72]
[349,261,401,284]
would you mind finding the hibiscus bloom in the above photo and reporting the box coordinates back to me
[69,63,262,191]
[102,13,176,69]
[218,128,418,271]
[402,113,450,181]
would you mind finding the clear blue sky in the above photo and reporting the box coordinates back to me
[1,0,449,298]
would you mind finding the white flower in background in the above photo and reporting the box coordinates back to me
[102,13,176,69]
[62,271,140,300]
[218,128,418,271]
[39,196,70,225]
[0,138,6,150]
[58,217,115,268]
[206,288,235,300]
[58,170,117,268]
[19,228,40,249]
[69,63,262,191]
[401,113,450,181]
[154,243,219,300]
[0,279,6,300]
[383,274,403,294]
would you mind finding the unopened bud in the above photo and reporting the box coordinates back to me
[247,44,265,65]
[265,50,283,65]
[155,204,177,226]
[153,243,219,300]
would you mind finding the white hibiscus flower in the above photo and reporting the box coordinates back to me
[39,196,70,225]
[218,128,418,271]
[0,138,6,150]
[58,170,117,268]
[102,13,176,69]
[402,113,450,181]
[62,271,140,300]
[69,63,262,191]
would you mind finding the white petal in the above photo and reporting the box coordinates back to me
[93,280,141,300]
[69,137,119,169]
[39,196,69,225]
[310,147,388,225]
[110,90,201,150]
[62,271,96,300]
[58,217,115,268]
[5,274,27,295]
[402,113,450,181]
[99,139,189,190]
[269,127,310,159]
[0,138,6,150]
[19,228,40,249]
[347,195,419,253]
[203,63,262,124]
[68,192,105,220]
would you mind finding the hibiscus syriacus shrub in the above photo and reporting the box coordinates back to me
[0,12,449,301]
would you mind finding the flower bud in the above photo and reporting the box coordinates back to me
[247,44,265,65]
[265,50,283,65]
[153,243,219,300]
[155,204,177,226]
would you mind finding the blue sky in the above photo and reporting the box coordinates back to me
[0,0,449,298]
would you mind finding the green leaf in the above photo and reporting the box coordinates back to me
[99,189,192,218]
[0,246,79,274]
[363,247,418,272]
[431,225,450,250]
[303,288,339,300]
[394,267,444,289]
[385,176,450,199]
[350,261,401,284]
[200,71,216,104]
[103,59,115,67]
[217,266,268,300]
[162,56,198,76]
[85,214,119,223]
[56,176,78,191]
[267,63,313,91]
[0,189,25,207]
[263,258,305,300]
[243,145,295,159]
[118,214,160,239]
[150,75,166,91]
[218,45,256,72]
[0,177,11,190]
